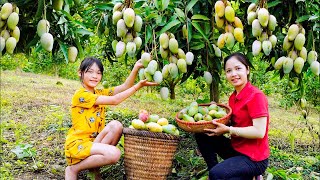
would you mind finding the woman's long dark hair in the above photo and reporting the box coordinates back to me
[79,57,104,81]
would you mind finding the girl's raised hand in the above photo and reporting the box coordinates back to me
[138,79,159,87]
[134,59,144,69]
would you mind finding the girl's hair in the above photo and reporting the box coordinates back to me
[223,52,250,70]
[79,57,104,81]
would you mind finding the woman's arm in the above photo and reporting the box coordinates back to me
[113,60,143,95]
[95,80,157,105]
[204,117,267,139]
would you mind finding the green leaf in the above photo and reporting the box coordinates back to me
[146,25,152,44]
[190,42,205,50]
[174,8,185,20]
[162,0,169,11]
[267,0,282,8]
[186,0,199,13]
[309,15,319,21]
[296,15,310,23]
[58,40,69,63]
[75,38,84,60]
[191,14,210,21]
[159,19,181,34]
[11,144,35,159]
[191,22,209,42]
[75,29,94,36]
[95,3,113,11]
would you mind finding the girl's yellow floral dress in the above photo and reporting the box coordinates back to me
[65,87,114,165]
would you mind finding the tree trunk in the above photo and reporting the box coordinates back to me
[170,84,175,99]
[210,78,219,103]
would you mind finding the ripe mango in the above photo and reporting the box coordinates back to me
[208,104,218,111]
[160,46,169,59]
[157,118,169,126]
[116,19,127,37]
[307,51,317,65]
[148,114,160,123]
[141,52,151,67]
[288,50,298,60]
[283,35,293,51]
[0,30,10,40]
[144,70,153,81]
[146,60,158,75]
[0,19,5,28]
[215,14,225,28]
[168,63,179,78]
[7,12,19,30]
[214,110,227,118]
[169,38,179,54]
[225,24,234,33]
[68,46,78,63]
[182,25,188,39]
[162,65,169,79]
[11,26,20,42]
[159,33,169,49]
[53,0,64,11]
[294,33,305,51]
[300,27,305,35]
[169,55,178,64]
[204,71,213,84]
[300,98,306,108]
[224,32,235,49]
[234,28,244,43]
[123,33,133,43]
[247,3,257,14]
[113,3,123,13]
[177,59,187,73]
[262,40,272,56]
[212,44,221,57]
[310,61,319,76]
[178,48,186,60]
[162,124,177,135]
[293,57,304,74]
[5,37,17,54]
[182,114,195,122]
[274,56,286,70]
[268,15,277,31]
[247,12,257,25]
[112,11,122,25]
[134,36,142,49]
[217,33,225,49]
[160,87,169,100]
[203,114,213,121]
[234,17,243,30]
[259,32,268,41]
[215,1,225,17]
[269,35,277,48]
[133,15,143,32]
[40,33,54,52]
[283,57,294,74]
[258,8,269,27]
[115,41,125,57]
[123,8,135,28]
[287,24,299,41]
[252,40,262,56]
[299,47,307,61]
[112,40,118,52]
[37,19,50,37]
[188,106,198,117]
[252,19,262,37]
[126,42,136,57]
[132,119,146,130]
[198,106,208,115]
[194,113,203,121]
[153,71,163,83]
[225,6,235,22]
[1,3,13,20]
[186,52,194,65]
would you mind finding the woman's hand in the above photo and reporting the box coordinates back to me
[135,79,158,90]
[133,59,144,70]
[204,120,230,136]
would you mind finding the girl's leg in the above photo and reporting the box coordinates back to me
[195,133,239,169]
[94,120,123,145]
[65,143,121,180]
[209,156,268,180]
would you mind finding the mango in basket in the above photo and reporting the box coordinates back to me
[146,122,163,132]
[188,106,198,116]
[208,104,218,111]
[148,114,160,123]
[182,114,195,122]
[214,110,227,118]
[157,118,169,126]
[177,108,187,119]
[198,106,208,115]
[131,119,146,130]
[194,113,203,121]
[139,109,149,122]
[162,124,176,135]
[208,110,217,117]
[204,114,213,121]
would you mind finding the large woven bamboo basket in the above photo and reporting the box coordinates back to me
[176,103,232,133]
[123,127,180,180]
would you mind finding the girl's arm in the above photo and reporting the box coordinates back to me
[95,80,157,105]
[204,117,268,139]
[113,60,143,95]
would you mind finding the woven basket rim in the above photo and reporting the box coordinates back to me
[123,127,181,141]
[175,102,232,126]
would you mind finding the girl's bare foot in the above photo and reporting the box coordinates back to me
[65,166,78,180]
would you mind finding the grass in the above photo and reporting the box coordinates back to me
[0,70,319,180]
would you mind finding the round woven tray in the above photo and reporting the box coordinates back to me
[175,103,232,133]
[123,128,180,180]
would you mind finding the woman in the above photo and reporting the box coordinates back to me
[195,52,269,180]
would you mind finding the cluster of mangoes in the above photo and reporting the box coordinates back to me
[177,102,227,122]
[0,3,20,55]
[112,2,143,58]
[274,24,319,75]
[129,110,180,136]
[215,0,244,49]
[138,52,163,83]
[247,3,278,56]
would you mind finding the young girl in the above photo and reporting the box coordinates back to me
[64,57,158,179]
[196,52,269,179]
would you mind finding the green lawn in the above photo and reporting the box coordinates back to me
[0,70,319,179]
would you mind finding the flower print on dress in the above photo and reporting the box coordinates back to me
[96,111,100,117]
[79,97,85,103]
[77,145,83,151]
[89,117,95,123]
